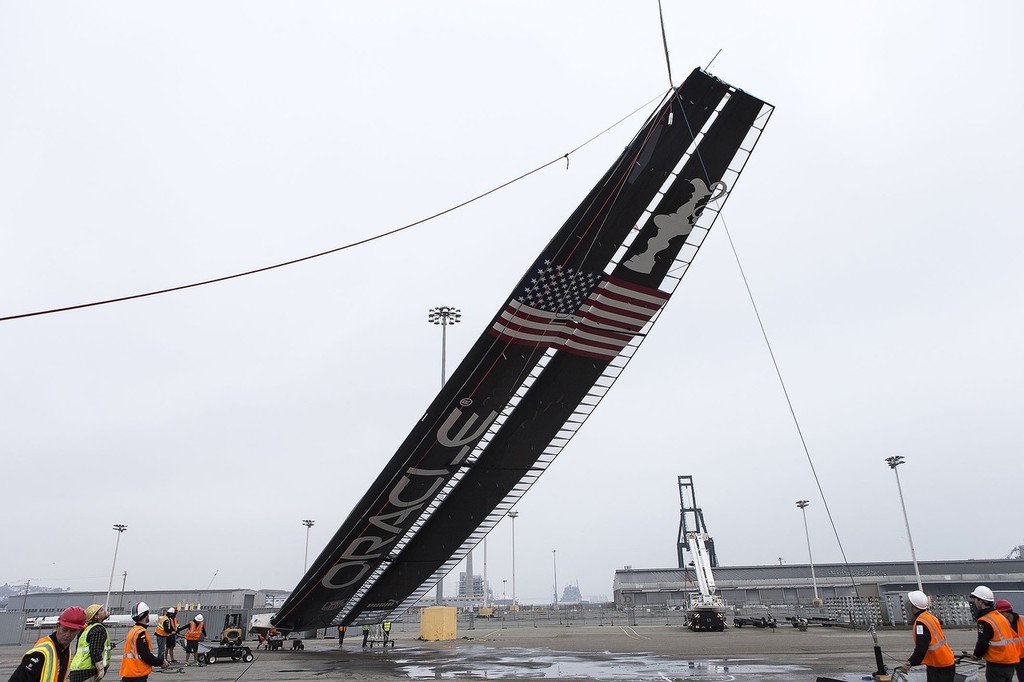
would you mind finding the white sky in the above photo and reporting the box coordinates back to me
[1,1,1021,606]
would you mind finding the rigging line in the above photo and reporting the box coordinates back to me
[717,212,862,596]
[657,0,674,88]
[1,93,667,326]
[705,49,722,71]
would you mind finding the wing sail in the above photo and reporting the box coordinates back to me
[272,69,772,630]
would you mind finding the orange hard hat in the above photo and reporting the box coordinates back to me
[59,607,88,630]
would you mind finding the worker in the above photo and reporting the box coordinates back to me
[962,585,1020,682]
[181,614,206,667]
[119,602,168,681]
[994,599,1024,681]
[895,590,955,681]
[68,604,112,682]
[381,621,392,645]
[337,626,345,648]
[152,607,177,664]
[361,624,370,647]
[8,606,86,682]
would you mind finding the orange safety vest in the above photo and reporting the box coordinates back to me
[980,611,1021,665]
[1008,612,1024,659]
[120,625,154,679]
[914,611,955,668]
[185,620,203,641]
[25,636,62,682]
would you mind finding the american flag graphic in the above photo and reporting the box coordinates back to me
[489,260,670,360]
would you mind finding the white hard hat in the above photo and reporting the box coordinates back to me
[132,602,150,621]
[195,614,204,622]
[970,585,995,603]
[907,591,929,609]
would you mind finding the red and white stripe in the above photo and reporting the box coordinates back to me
[490,276,669,360]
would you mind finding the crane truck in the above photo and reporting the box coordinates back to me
[684,531,726,632]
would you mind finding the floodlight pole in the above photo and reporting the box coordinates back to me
[885,456,923,591]
[552,550,558,610]
[105,524,128,609]
[302,519,315,573]
[508,511,518,617]
[428,306,461,605]
[795,501,819,602]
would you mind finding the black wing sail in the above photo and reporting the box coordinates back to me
[272,69,772,630]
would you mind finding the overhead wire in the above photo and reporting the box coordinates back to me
[0,94,665,325]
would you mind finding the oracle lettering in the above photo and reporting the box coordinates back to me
[319,404,499,592]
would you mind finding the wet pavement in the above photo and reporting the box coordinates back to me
[0,622,983,680]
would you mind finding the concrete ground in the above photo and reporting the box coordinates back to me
[0,621,985,681]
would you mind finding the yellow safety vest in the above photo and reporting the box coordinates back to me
[70,623,111,672]
[24,636,61,682]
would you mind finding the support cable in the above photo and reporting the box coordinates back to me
[673,92,862,608]
[1,94,665,325]
[717,213,862,596]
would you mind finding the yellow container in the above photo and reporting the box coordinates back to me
[418,606,457,641]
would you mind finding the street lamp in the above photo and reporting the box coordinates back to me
[885,456,924,591]
[105,524,128,609]
[795,501,819,603]
[508,511,518,614]
[302,520,315,573]
[428,305,461,604]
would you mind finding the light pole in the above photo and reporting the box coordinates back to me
[885,456,924,591]
[508,511,518,614]
[105,524,128,609]
[552,550,559,610]
[428,306,462,387]
[795,501,819,603]
[428,305,461,605]
[302,520,315,573]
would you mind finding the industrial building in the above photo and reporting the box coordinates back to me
[614,558,1024,626]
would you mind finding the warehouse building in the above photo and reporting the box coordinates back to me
[614,558,1024,626]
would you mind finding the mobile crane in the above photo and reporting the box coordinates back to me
[684,531,726,631]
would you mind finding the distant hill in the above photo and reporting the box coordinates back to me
[0,582,71,608]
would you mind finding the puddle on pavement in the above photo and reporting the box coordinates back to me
[392,645,811,680]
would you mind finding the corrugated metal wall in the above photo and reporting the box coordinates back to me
[0,611,25,645]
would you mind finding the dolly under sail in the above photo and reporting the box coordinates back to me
[273,68,772,630]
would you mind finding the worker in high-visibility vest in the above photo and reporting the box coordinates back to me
[896,591,955,681]
[181,614,206,667]
[361,625,370,647]
[962,585,1020,682]
[337,626,346,648]
[68,604,112,682]
[153,607,178,665]
[381,621,392,644]
[994,599,1024,681]
[8,607,86,682]
[119,602,168,681]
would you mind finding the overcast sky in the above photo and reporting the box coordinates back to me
[2,1,1022,606]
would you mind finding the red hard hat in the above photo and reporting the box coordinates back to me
[59,607,88,630]
[995,599,1014,612]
